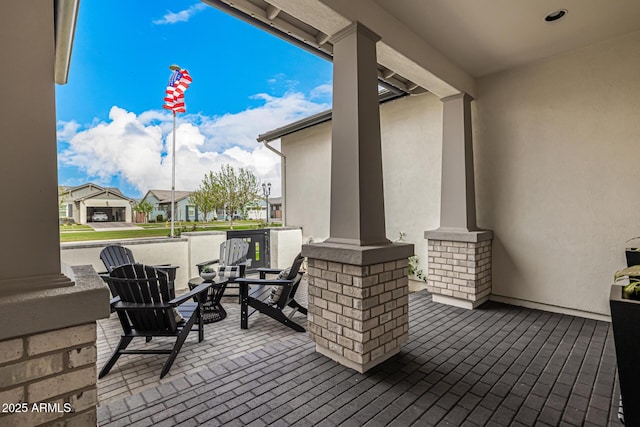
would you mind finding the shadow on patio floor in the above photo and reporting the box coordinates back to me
[97,284,622,426]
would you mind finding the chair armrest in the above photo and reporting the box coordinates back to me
[112,301,171,310]
[257,267,283,274]
[170,282,213,306]
[110,296,121,305]
[239,259,252,267]
[196,259,220,267]
[257,267,283,279]
[155,264,179,270]
[154,265,179,281]
[234,278,294,287]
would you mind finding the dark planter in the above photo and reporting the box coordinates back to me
[610,284,640,426]
[626,248,640,267]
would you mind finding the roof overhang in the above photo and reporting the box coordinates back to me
[54,0,80,85]
[201,0,428,96]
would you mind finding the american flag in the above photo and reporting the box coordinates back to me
[163,69,192,113]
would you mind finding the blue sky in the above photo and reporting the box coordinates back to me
[56,1,333,198]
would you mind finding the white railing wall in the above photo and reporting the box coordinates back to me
[60,228,303,292]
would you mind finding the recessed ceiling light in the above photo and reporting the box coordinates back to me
[545,9,567,22]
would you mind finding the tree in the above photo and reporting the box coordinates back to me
[210,165,260,229]
[133,200,153,223]
[189,185,219,222]
[58,186,67,217]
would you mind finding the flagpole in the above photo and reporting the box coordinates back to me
[165,63,191,238]
[171,111,176,238]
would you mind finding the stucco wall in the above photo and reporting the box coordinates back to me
[270,228,304,269]
[282,124,332,242]
[60,229,304,290]
[282,93,443,270]
[474,30,640,316]
[61,238,191,292]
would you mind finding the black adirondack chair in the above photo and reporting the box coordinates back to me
[100,245,179,298]
[236,253,307,332]
[99,264,213,379]
[197,238,251,297]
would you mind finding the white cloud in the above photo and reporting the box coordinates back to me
[153,3,207,25]
[310,83,332,99]
[56,120,81,141]
[57,90,329,198]
[194,92,328,151]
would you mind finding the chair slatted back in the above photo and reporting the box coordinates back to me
[275,253,305,309]
[108,264,177,333]
[100,245,136,273]
[220,238,249,267]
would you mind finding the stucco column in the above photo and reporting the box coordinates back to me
[439,93,478,232]
[425,93,493,309]
[0,3,109,425]
[302,22,413,373]
[326,22,388,246]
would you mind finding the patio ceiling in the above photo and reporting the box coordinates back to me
[371,0,640,78]
[202,0,640,97]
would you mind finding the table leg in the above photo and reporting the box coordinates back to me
[240,282,249,329]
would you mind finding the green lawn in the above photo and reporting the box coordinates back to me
[59,221,277,242]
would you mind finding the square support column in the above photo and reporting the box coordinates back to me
[303,22,414,372]
[0,3,110,424]
[326,22,389,247]
[424,230,493,309]
[303,243,413,373]
[426,93,493,308]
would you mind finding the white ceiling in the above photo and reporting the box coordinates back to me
[371,0,640,77]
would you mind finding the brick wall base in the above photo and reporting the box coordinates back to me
[303,242,414,373]
[0,324,98,426]
[425,230,493,309]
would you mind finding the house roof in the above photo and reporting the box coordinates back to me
[258,89,406,143]
[144,190,194,204]
[61,183,135,203]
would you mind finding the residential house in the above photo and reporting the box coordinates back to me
[141,189,202,222]
[245,199,267,220]
[59,183,135,224]
[269,196,282,221]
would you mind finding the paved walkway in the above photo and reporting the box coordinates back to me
[97,287,622,426]
[89,222,143,231]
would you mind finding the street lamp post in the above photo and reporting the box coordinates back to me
[262,182,271,226]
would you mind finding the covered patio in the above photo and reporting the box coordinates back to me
[3,1,640,425]
[96,283,621,426]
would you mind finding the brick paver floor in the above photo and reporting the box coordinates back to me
[97,286,622,426]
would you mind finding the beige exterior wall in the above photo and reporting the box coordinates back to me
[282,124,332,242]
[474,30,640,316]
[282,93,443,269]
[283,30,640,316]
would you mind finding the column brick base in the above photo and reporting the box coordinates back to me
[0,324,98,426]
[425,229,493,309]
[303,242,414,373]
